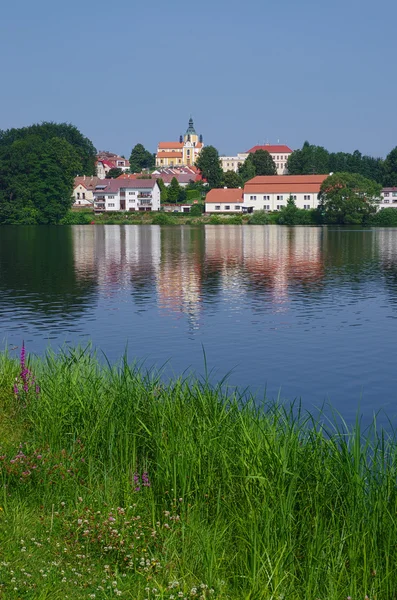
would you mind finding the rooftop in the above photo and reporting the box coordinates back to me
[205,188,244,204]
[246,145,293,155]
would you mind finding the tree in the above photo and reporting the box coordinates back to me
[129,143,155,173]
[238,156,256,182]
[319,172,381,224]
[383,147,397,187]
[157,178,168,202]
[167,177,181,203]
[250,150,277,175]
[287,141,330,175]
[277,196,299,225]
[222,170,243,188]
[195,146,223,188]
[106,167,123,179]
[0,133,82,224]
[0,122,96,175]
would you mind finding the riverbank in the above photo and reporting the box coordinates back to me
[1,347,396,599]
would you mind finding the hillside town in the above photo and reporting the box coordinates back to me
[72,118,397,216]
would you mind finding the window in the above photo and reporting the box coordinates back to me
[263,195,270,201]
[384,192,390,197]
[225,205,230,210]
[263,204,270,211]
[277,195,283,201]
[128,191,135,195]
[82,193,85,200]
[108,195,115,199]
[250,195,257,200]
[393,192,397,197]
[292,195,297,200]
[384,199,390,203]
[235,205,241,210]
[129,199,135,203]
[108,203,115,207]
[277,155,279,160]
[303,204,310,210]
[215,205,220,210]
[304,195,311,201]
[276,205,281,210]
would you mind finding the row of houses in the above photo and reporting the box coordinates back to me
[205,176,397,213]
[74,174,397,214]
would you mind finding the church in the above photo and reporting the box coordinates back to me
[155,118,204,167]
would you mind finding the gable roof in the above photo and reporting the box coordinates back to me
[74,176,102,190]
[94,178,159,193]
[158,142,184,149]
[246,145,292,154]
[205,188,244,204]
[244,174,328,194]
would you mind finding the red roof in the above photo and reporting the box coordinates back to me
[158,142,183,149]
[244,174,327,194]
[205,188,244,204]
[246,145,292,154]
[157,152,183,159]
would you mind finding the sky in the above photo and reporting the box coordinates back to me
[0,0,396,158]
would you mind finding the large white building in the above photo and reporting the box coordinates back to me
[220,145,293,176]
[93,179,161,212]
[378,187,397,209]
[205,175,328,213]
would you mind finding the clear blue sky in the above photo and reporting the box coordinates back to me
[1,0,395,158]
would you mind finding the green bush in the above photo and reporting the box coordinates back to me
[370,208,397,226]
[60,210,93,225]
[186,189,201,202]
[189,203,204,216]
[152,212,177,225]
[247,210,270,225]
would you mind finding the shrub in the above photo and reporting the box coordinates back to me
[248,210,270,225]
[152,213,176,225]
[370,208,397,226]
[189,203,204,217]
[60,210,93,225]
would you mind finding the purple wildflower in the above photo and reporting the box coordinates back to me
[142,472,151,487]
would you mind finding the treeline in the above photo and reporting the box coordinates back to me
[0,122,96,224]
[288,141,397,186]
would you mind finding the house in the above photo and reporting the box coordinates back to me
[151,166,205,187]
[93,179,161,212]
[73,176,102,206]
[378,187,397,209]
[220,144,293,175]
[96,152,130,179]
[156,118,204,167]
[243,175,328,211]
[205,188,244,213]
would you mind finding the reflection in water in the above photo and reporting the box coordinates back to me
[2,224,397,424]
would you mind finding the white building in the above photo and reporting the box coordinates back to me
[220,145,293,176]
[243,175,328,211]
[93,179,161,212]
[205,188,244,213]
[205,175,328,213]
[73,176,102,206]
[378,187,397,209]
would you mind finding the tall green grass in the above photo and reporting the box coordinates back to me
[1,347,396,599]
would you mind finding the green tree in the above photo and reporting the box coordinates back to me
[0,122,96,175]
[383,147,397,187]
[238,155,256,182]
[157,178,168,202]
[250,150,277,175]
[167,177,181,203]
[277,196,299,225]
[189,203,204,216]
[0,134,82,224]
[287,141,330,175]
[195,146,223,188]
[319,172,381,224]
[105,167,123,179]
[222,170,243,188]
[129,143,155,173]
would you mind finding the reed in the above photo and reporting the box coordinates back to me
[0,346,396,599]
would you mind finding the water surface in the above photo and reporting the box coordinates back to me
[1,224,397,426]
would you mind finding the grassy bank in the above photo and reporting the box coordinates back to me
[1,347,396,599]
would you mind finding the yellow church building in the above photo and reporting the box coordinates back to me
[156,118,204,167]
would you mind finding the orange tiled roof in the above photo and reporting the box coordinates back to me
[158,142,183,149]
[157,152,183,159]
[205,188,244,204]
[244,174,328,194]
[246,145,292,154]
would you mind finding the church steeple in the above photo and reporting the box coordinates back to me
[186,116,197,136]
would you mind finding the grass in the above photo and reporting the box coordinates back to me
[0,346,396,599]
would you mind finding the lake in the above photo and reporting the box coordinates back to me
[1,224,397,426]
